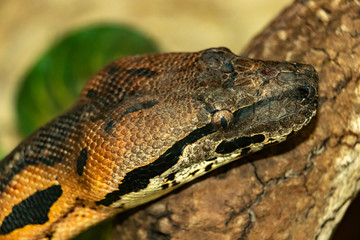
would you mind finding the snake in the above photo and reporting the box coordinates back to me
[0,47,318,239]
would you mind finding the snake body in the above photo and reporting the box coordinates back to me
[0,47,318,239]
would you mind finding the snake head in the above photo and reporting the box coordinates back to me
[193,47,318,155]
[78,47,318,208]
[149,47,320,189]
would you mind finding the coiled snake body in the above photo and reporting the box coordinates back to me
[0,47,318,239]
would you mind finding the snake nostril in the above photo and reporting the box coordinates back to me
[297,86,312,99]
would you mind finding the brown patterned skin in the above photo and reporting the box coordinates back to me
[0,47,318,240]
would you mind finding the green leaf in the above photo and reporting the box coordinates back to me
[16,24,159,136]
[0,144,4,159]
[72,217,114,240]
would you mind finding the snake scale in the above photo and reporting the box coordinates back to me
[0,47,318,239]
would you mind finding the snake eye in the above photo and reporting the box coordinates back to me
[211,109,234,130]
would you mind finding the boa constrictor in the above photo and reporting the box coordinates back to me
[0,47,318,239]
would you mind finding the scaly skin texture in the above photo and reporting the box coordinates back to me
[0,47,318,239]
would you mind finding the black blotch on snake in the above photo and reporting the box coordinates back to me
[0,185,63,235]
[125,68,158,78]
[205,163,213,172]
[104,120,115,133]
[86,89,97,99]
[121,100,159,118]
[76,148,88,176]
[215,134,265,154]
[106,64,121,75]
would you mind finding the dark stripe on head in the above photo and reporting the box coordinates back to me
[233,98,272,124]
[86,89,97,99]
[105,120,115,133]
[76,148,88,176]
[233,86,308,124]
[125,68,158,78]
[96,123,216,206]
[121,100,159,117]
[215,134,265,154]
[106,64,120,75]
[0,185,62,235]
[222,78,234,89]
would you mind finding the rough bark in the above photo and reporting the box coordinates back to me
[112,0,360,239]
